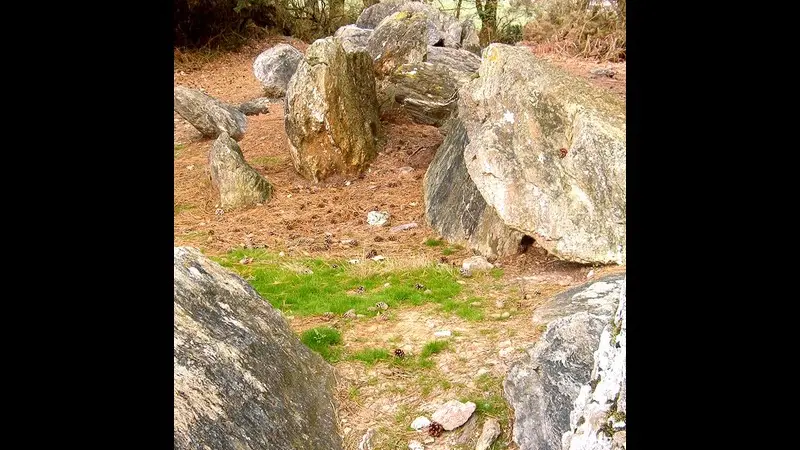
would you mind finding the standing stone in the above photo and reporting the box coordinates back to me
[366,11,430,78]
[174,246,343,450]
[460,19,481,54]
[423,118,525,258]
[209,133,272,209]
[253,43,305,97]
[504,274,625,450]
[460,44,626,264]
[174,85,247,140]
[285,37,381,182]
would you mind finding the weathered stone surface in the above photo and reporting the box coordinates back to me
[334,24,373,52]
[561,277,626,450]
[431,400,476,431]
[460,19,481,54]
[208,133,273,209]
[385,62,460,126]
[503,274,624,450]
[253,44,304,97]
[358,427,376,450]
[174,246,342,450]
[531,274,625,325]
[367,11,430,78]
[174,85,247,140]
[381,46,478,126]
[476,418,502,450]
[238,97,270,116]
[357,0,471,48]
[423,118,525,258]
[285,37,381,182]
[356,0,410,29]
[425,46,481,79]
[460,44,626,264]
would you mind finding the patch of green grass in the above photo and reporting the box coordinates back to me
[424,238,445,247]
[249,155,284,168]
[442,247,455,256]
[440,298,484,321]
[214,249,462,317]
[420,340,450,358]
[174,143,185,159]
[489,267,504,279]
[350,348,391,366]
[300,327,343,362]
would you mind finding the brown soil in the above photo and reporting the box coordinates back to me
[174,37,626,450]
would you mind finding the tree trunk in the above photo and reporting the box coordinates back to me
[330,0,345,30]
[456,0,463,19]
[475,0,498,45]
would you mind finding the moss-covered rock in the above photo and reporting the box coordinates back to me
[366,11,429,78]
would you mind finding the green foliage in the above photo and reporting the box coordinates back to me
[424,238,445,247]
[350,348,391,365]
[420,340,450,358]
[300,326,343,362]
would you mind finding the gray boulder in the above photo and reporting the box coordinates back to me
[238,97,270,116]
[174,85,247,141]
[562,278,626,450]
[357,0,475,49]
[285,37,381,182]
[425,46,481,78]
[253,43,304,97]
[174,246,343,450]
[366,11,430,78]
[356,0,410,29]
[381,46,479,126]
[423,118,525,258]
[504,274,625,450]
[334,24,373,52]
[460,44,626,264]
[209,132,273,209]
[385,62,461,126]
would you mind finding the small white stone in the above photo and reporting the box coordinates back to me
[434,330,452,338]
[408,441,424,450]
[278,251,285,257]
[410,416,431,430]
[503,110,515,123]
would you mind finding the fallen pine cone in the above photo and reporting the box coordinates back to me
[393,348,405,358]
[427,421,444,437]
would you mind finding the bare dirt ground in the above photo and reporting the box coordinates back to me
[174,37,626,449]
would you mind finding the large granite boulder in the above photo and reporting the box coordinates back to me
[460,44,626,264]
[208,132,273,209]
[562,277,626,450]
[253,44,305,97]
[366,11,430,78]
[174,246,343,450]
[334,24,373,53]
[424,119,525,257]
[285,37,381,182]
[504,274,625,450]
[174,85,247,141]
